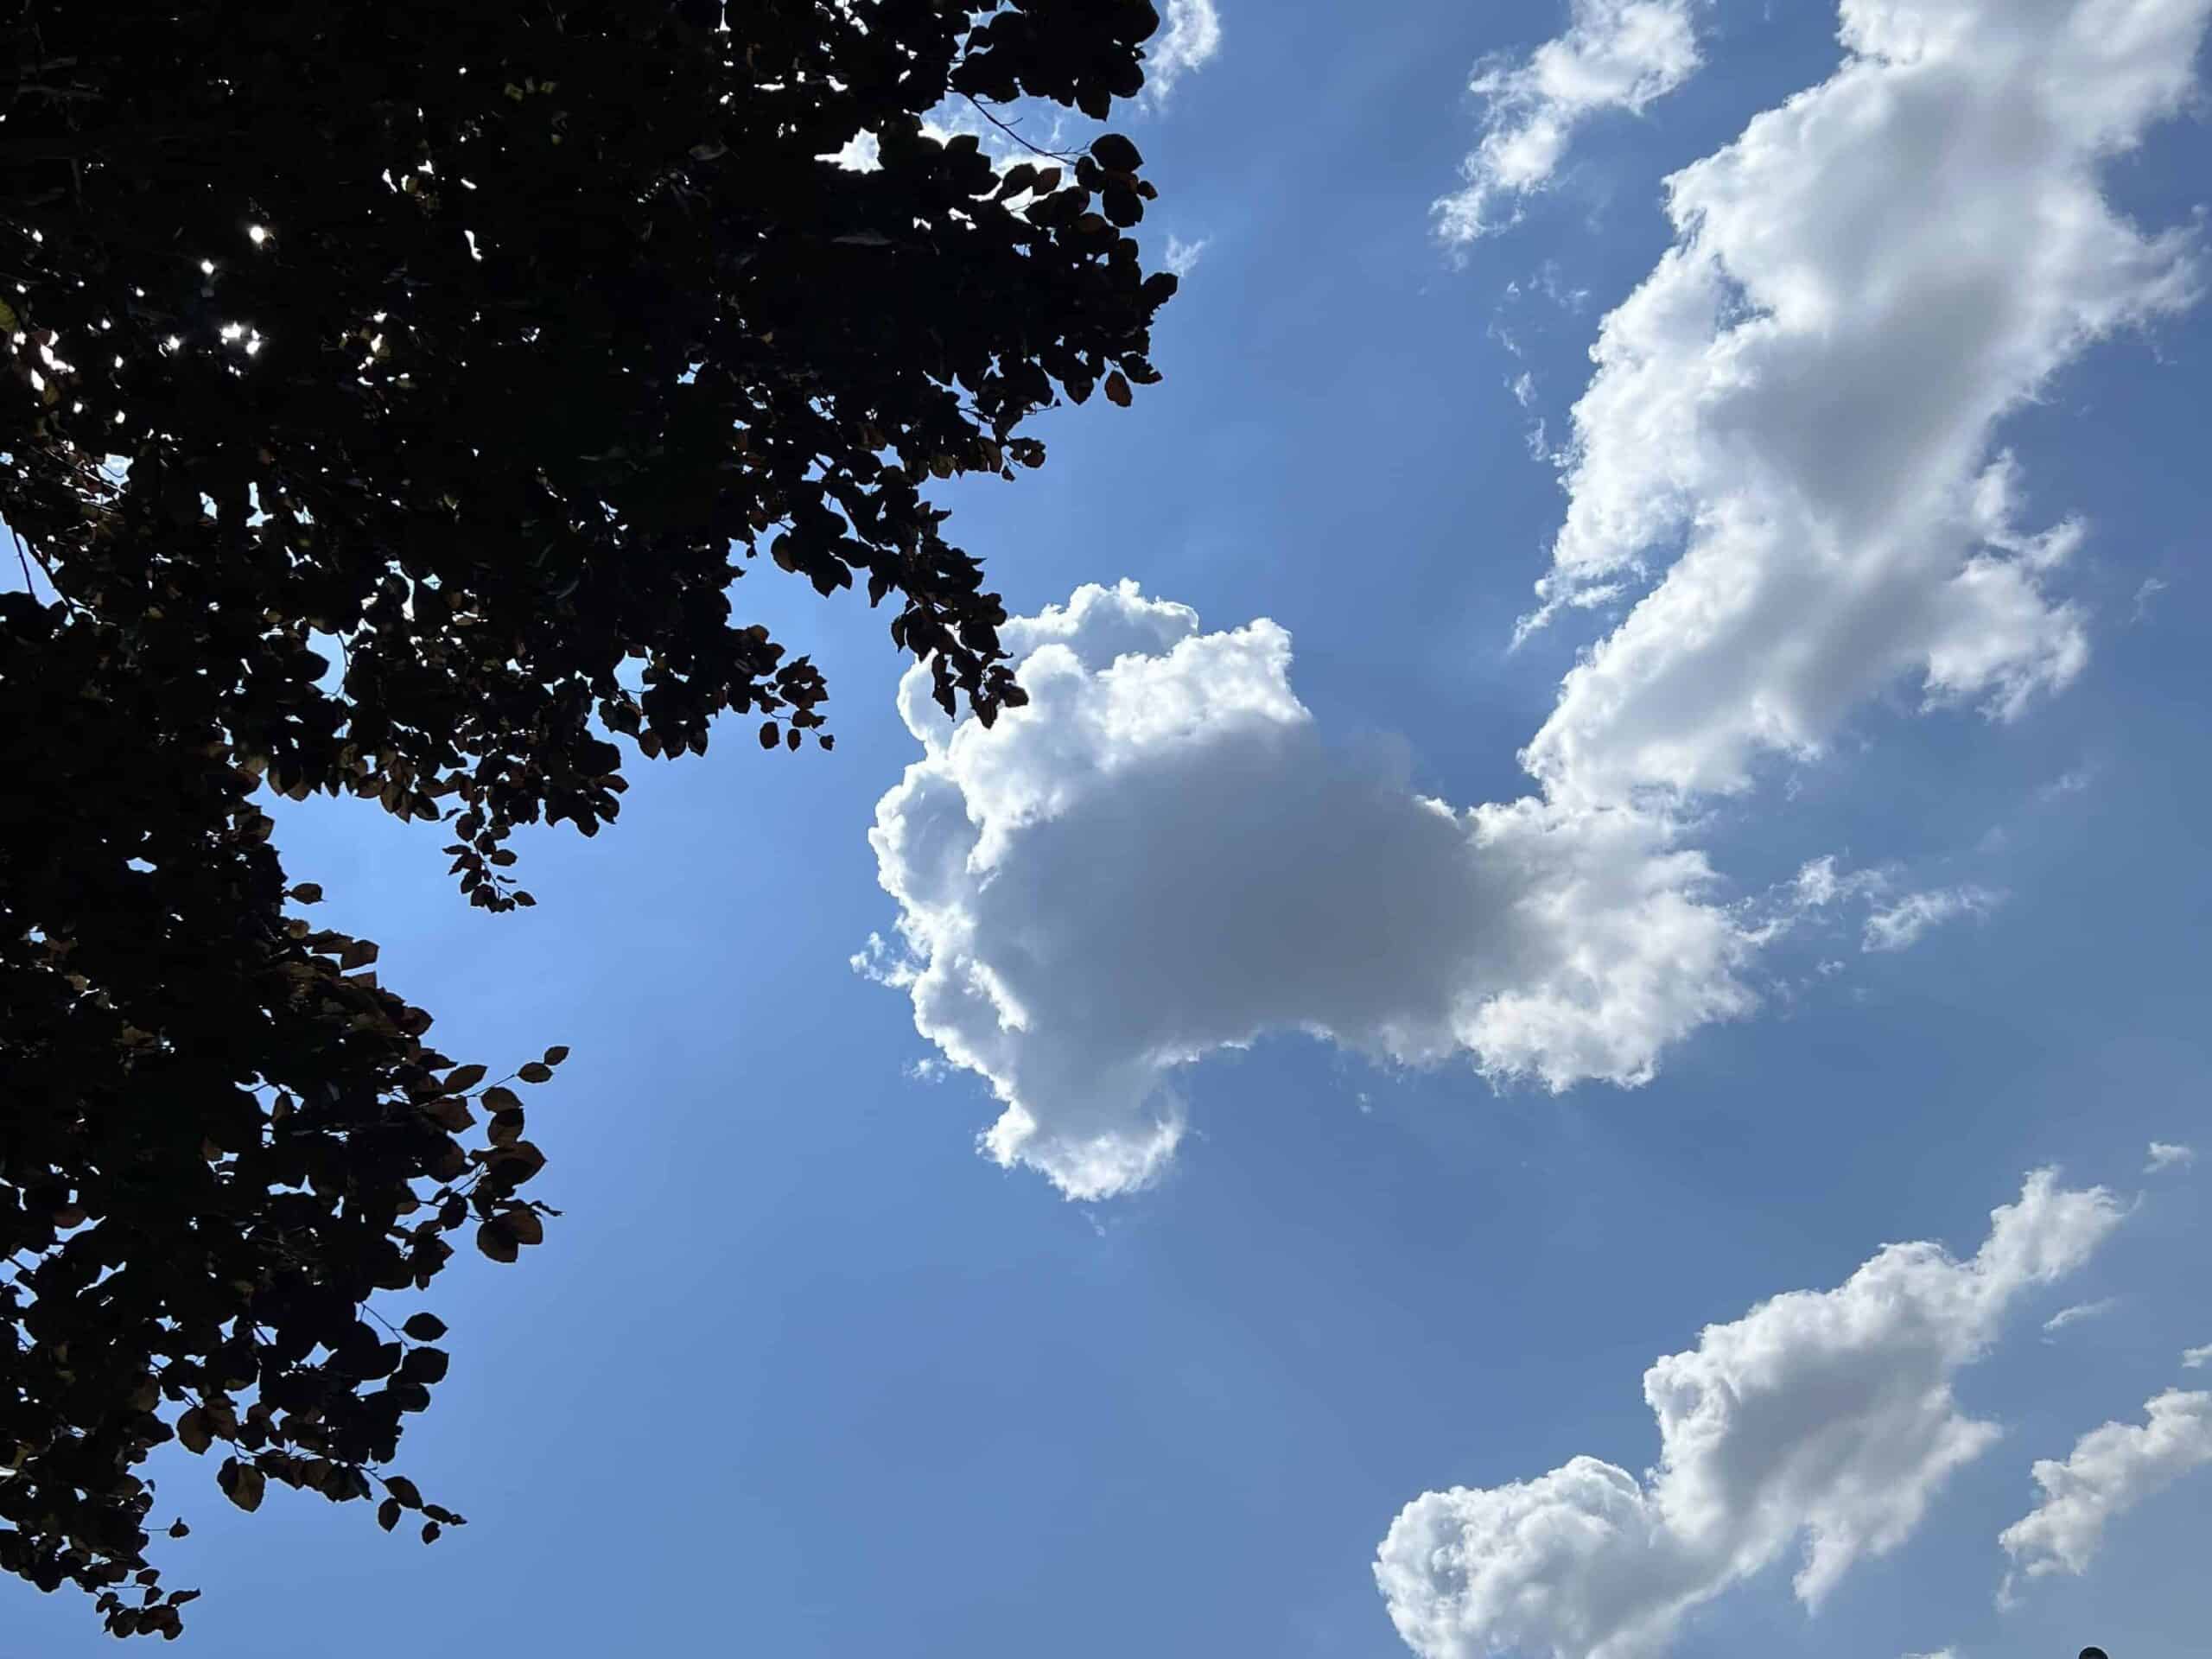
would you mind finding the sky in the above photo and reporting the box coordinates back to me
[16,2,2212,1656]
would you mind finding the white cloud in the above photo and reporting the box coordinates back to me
[2183,1344,2212,1370]
[1146,0,1222,102]
[1516,0,2208,804]
[1999,1389,2212,1595]
[1789,855,1886,912]
[1863,887,2005,954]
[2038,765,2097,801]
[1375,1173,2122,1659]
[1903,1650,1957,1659]
[1772,858,2006,957]
[862,0,2210,1198]
[1163,232,1210,277]
[2131,575,2168,620]
[2145,1141,2196,1173]
[2042,1298,2116,1336]
[866,583,1753,1198]
[1436,2,1705,244]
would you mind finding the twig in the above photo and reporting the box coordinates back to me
[958,94,1078,165]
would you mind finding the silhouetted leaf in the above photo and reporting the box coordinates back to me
[475,1221,520,1265]
[0,0,1178,1635]
[216,1461,264,1515]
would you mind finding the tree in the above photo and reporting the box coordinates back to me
[0,0,1178,1632]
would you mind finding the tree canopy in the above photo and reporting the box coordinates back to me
[0,0,1177,1633]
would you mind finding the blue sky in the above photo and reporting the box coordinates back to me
[17,3,2212,1656]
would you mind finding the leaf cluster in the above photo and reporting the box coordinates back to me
[1,0,1176,1633]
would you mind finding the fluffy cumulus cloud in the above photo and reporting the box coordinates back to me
[862,0,2209,1198]
[864,583,1752,1198]
[1999,1389,2212,1596]
[1436,2,1705,244]
[1517,0,2209,806]
[1145,0,1222,102]
[1374,1173,2122,1659]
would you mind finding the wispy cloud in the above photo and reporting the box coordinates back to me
[1436,1,1705,244]
[2146,1141,2197,1173]
[2038,766,2097,801]
[2043,1298,2118,1337]
[1145,0,1222,102]
[1863,887,2005,955]
[1162,232,1211,277]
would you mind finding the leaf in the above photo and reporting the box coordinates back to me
[475,1219,520,1264]
[541,1045,569,1066]
[759,720,779,749]
[402,1313,448,1342]
[516,1062,553,1084]
[175,1408,212,1456]
[0,0,1184,1623]
[422,1096,474,1133]
[487,1139,547,1185]
[383,1475,423,1509]
[1103,372,1131,408]
[1090,133,1142,173]
[421,1521,442,1544]
[167,1521,189,1541]
[217,1459,264,1514]
[377,1497,402,1531]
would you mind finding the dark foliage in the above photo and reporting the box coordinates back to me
[0,0,1175,1632]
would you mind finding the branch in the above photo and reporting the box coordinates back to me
[958,94,1079,165]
